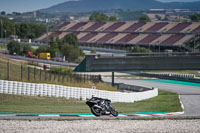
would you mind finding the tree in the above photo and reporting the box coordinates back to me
[7,41,21,55]
[56,37,63,50]
[0,11,6,15]
[7,41,32,56]
[164,15,169,21]
[89,12,117,22]
[47,47,58,58]
[15,23,20,37]
[49,38,58,49]
[36,45,48,54]
[29,23,46,39]
[155,15,162,21]
[117,10,145,21]
[16,22,31,39]
[0,17,15,38]
[15,22,46,39]
[89,12,109,22]
[63,33,78,47]
[35,33,83,62]
[139,15,151,22]
[48,39,59,58]
[190,14,200,22]
[0,17,46,39]
[109,16,117,21]
[175,17,182,22]
[61,43,84,62]
[128,46,152,53]
[90,49,96,54]
[21,44,31,56]
[36,41,58,58]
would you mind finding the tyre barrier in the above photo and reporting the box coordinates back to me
[0,80,158,103]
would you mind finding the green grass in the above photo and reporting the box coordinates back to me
[0,91,182,113]
[0,44,7,53]
[113,91,182,113]
[0,94,90,113]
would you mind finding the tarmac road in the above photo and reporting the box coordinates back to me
[102,77,200,117]
[0,54,78,67]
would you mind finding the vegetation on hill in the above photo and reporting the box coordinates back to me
[89,12,117,22]
[6,33,84,63]
[0,17,46,39]
[127,46,152,53]
[49,67,73,75]
[190,14,200,22]
[139,15,151,22]
[35,34,84,63]
[117,10,145,21]
[63,33,78,47]
[7,41,32,55]
[39,0,200,13]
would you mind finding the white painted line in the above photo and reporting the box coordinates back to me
[80,115,95,117]
[39,115,60,117]
[0,115,15,117]
[179,95,185,112]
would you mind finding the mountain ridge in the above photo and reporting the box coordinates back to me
[39,0,200,13]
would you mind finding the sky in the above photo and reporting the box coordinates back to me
[0,0,199,13]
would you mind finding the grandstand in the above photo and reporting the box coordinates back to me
[36,21,200,51]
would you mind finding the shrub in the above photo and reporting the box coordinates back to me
[49,67,73,74]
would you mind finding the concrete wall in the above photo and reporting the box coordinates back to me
[84,55,200,72]
[115,83,152,92]
[0,80,158,103]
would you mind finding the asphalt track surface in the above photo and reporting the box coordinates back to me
[102,77,200,117]
[0,54,78,67]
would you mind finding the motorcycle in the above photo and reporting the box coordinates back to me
[86,96,118,117]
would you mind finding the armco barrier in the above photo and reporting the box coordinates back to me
[139,73,200,83]
[0,80,158,103]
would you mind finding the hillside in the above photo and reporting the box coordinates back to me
[39,0,200,13]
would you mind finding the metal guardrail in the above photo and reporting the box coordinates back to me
[138,73,200,83]
[93,52,200,58]
[0,39,47,46]
[0,54,78,67]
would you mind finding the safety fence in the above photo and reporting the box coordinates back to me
[0,58,101,84]
[0,80,158,103]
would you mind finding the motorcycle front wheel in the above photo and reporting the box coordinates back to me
[110,107,118,117]
[91,106,102,117]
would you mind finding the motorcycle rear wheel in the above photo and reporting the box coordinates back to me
[91,106,102,117]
